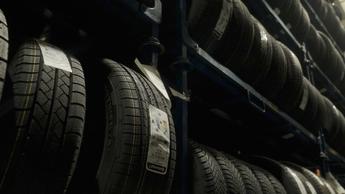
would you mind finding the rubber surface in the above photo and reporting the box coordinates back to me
[227,156,263,194]
[251,166,276,194]
[256,38,287,100]
[190,141,227,194]
[208,150,246,194]
[0,9,8,102]
[285,162,329,194]
[188,0,233,54]
[96,60,176,194]
[1,40,86,194]
[265,171,287,194]
[247,156,308,194]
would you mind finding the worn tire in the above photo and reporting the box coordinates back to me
[0,9,8,101]
[190,141,227,194]
[1,40,86,194]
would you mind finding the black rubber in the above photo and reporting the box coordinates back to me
[96,60,176,194]
[227,156,263,194]
[208,150,246,194]
[214,0,252,66]
[223,0,255,70]
[1,40,86,194]
[318,32,345,86]
[266,0,293,18]
[293,170,317,194]
[284,162,329,194]
[256,38,287,100]
[247,156,307,194]
[190,141,227,194]
[321,176,337,194]
[275,43,303,113]
[188,0,233,54]
[242,21,273,86]
[251,166,276,194]
[0,9,8,101]
[265,171,287,194]
[322,97,336,137]
[300,79,319,133]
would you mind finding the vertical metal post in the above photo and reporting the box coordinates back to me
[174,66,189,194]
[318,128,330,176]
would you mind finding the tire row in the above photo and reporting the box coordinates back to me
[0,9,177,193]
[307,0,345,51]
[190,141,340,194]
[266,0,345,97]
[188,0,345,155]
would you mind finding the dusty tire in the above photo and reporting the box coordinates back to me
[1,40,86,194]
[0,9,8,101]
[190,141,227,194]
[95,60,176,194]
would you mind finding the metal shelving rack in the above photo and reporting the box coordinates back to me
[165,0,345,192]
[111,0,345,192]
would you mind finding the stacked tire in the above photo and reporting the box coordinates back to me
[265,0,311,42]
[266,0,345,95]
[307,0,345,51]
[190,141,340,194]
[188,0,303,114]
[190,141,286,194]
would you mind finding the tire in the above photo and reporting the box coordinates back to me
[284,162,329,194]
[265,172,287,194]
[96,60,176,194]
[256,38,287,100]
[223,0,255,70]
[188,0,233,54]
[0,9,8,101]
[227,156,263,194]
[322,97,336,137]
[266,0,293,18]
[292,170,317,194]
[190,141,227,194]
[300,79,319,134]
[321,177,336,194]
[251,167,276,194]
[275,43,303,113]
[1,40,86,194]
[207,150,246,194]
[247,156,308,194]
[214,0,254,67]
[243,21,273,86]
